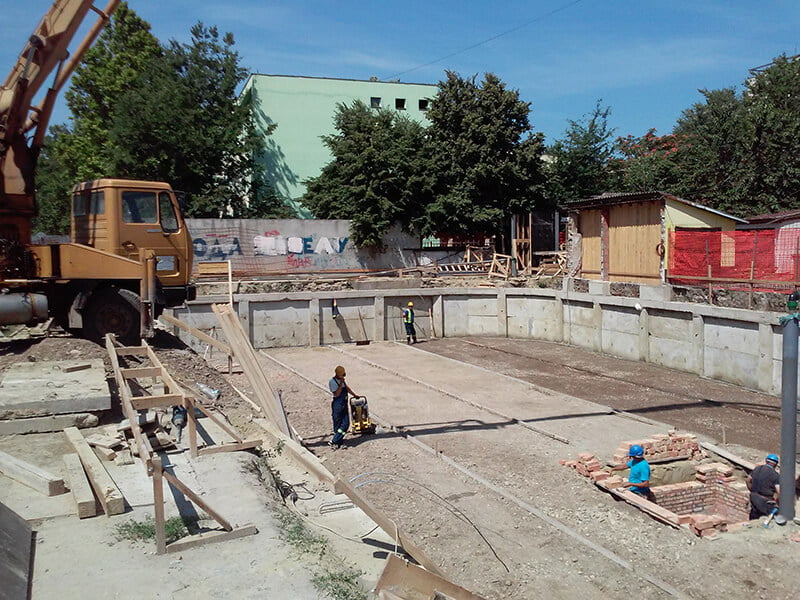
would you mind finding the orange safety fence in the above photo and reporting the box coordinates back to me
[668,228,800,293]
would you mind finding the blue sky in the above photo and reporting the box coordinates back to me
[3,0,800,143]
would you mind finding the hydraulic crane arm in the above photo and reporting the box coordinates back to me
[0,0,120,240]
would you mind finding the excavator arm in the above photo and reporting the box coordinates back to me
[0,0,120,242]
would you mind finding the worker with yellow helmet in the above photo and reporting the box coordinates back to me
[403,301,417,344]
[328,365,358,449]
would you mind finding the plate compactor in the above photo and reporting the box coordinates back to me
[349,395,376,434]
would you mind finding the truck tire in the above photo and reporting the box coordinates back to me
[84,287,141,345]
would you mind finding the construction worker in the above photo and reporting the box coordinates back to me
[403,301,417,344]
[328,365,358,449]
[610,444,652,499]
[747,454,780,519]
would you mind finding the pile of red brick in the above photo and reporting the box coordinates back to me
[560,452,625,487]
[611,432,703,464]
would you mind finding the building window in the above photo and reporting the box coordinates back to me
[395,98,406,110]
[370,97,381,109]
[418,99,429,111]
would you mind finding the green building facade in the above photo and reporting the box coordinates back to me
[242,74,437,217]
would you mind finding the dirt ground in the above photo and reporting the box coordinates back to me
[3,328,800,600]
[251,339,800,600]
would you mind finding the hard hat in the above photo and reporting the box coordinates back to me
[766,453,779,464]
[408,301,414,307]
[334,365,345,377]
[628,444,644,457]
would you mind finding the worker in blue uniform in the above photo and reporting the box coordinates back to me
[328,365,358,449]
[611,444,653,499]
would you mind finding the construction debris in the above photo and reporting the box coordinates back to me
[0,412,98,435]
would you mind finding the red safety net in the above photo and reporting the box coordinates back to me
[668,228,800,292]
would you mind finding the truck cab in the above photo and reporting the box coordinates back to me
[71,178,194,307]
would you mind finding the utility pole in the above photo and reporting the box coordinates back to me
[779,292,799,521]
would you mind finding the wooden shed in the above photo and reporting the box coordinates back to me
[566,191,746,284]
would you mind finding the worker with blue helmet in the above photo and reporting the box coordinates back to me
[610,444,652,499]
[747,454,780,519]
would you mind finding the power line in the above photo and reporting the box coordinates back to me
[383,0,585,81]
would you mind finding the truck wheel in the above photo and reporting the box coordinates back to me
[84,287,140,345]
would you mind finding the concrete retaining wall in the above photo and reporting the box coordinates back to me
[170,285,784,395]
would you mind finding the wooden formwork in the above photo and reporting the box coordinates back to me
[105,334,258,554]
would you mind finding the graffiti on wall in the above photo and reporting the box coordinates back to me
[193,230,350,270]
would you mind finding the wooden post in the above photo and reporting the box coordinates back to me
[748,232,758,309]
[152,456,166,555]
[227,260,233,307]
[185,395,198,458]
[704,240,713,305]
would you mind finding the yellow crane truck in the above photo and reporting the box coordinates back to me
[0,0,195,344]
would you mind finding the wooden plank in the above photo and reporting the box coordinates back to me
[115,345,149,356]
[0,413,98,435]
[699,442,756,471]
[253,418,335,485]
[161,469,233,531]
[62,453,96,519]
[61,363,92,373]
[93,446,117,462]
[165,524,258,554]
[334,478,443,576]
[63,427,125,516]
[159,313,232,355]
[130,393,183,410]
[84,434,123,449]
[375,554,487,600]
[212,304,291,436]
[153,457,167,555]
[198,439,262,456]
[0,500,33,600]
[185,396,198,458]
[0,449,65,496]
[121,366,162,379]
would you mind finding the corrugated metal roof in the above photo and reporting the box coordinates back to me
[745,209,800,224]
[562,190,748,223]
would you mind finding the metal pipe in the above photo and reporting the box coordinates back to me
[779,316,798,521]
[0,292,48,325]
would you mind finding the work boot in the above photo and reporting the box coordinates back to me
[412,336,417,344]
[407,337,411,345]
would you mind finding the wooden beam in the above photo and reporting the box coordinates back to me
[153,456,167,554]
[121,366,162,379]
[165,524,257,554]
[159,312,232,355]
[62,453,96,519]
[334,478,443,576]
[198,439,262,456]
[0,449,65,496]
[699,442,756,471]
[115,345,149,356]
[130,393,183,410]
[63,427,125,515]
[161,469,232,531]
[212,304,291,436]
[253,418,335,485]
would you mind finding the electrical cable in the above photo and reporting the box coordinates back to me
[349,471,511,572]
[384,0,585,80]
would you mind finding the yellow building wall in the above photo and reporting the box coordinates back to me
[664,201,737,231]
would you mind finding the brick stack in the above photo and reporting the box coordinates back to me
[611,432,704,464]
[560,453,624,487]
[686,513,727,538]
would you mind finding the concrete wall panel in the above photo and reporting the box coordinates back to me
[649,337,696,371]
[252,300,310,347]
[648,309,693,341]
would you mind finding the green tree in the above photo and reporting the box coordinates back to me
[110,23,286,217]
[422,71,545,237]
[32,129,73,234]
[303,101,428,247]
[547,102,616,205]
